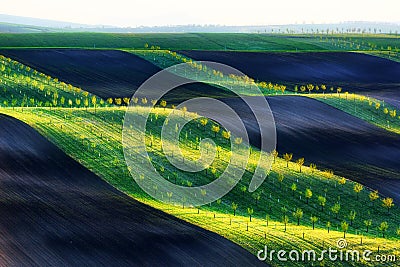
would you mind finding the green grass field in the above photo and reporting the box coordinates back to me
[1,106,399,266]
[0,32,325,50]
[0,33,398,54]
[1,44,400,266]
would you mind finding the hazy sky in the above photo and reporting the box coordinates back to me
[1,0,399,26]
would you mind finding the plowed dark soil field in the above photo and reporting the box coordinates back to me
[179,50,400,94]
[221,96,400,202]
[0,114,265,266]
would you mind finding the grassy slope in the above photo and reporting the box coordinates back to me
[0,106,399,267]
[309,93,400,135]
[300,35,400,62]
[0,33,328,50]
[131,49,400,135]
[1,50,400,266]
[0,32,398,53]
[130,49,292,96]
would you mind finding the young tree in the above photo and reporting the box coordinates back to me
[364,219,372,233]
[293,208,303,226]
[296,158,305,172]
[291,183,297,196]
[241,185,247,196]
[307,84,314,94]
[60,96,65,106]
[200,118,208,131]
[309,163,317,174]
[282,215,289,232]
[84,98,89,111]
[318,196,327,212]
[234,137,243,146]
[160,100,167,110]
[310,216,318,230]
[232,202,238,216]
[326,221,331,233]
[353,183,364,200]
[378,221,389,238]
[123,97,130,106]
[338,178,346,185]
[11,99,18,110]
[210,167,217,178]
[278,173,284,188]
[200,189,207,202]
[331,203,341,219]
[222,130,231,143]
[341,221,349,238]
[283,153,293,167]
[305,188,313,204]
[91,96,97,113]
[272,149,278,163]
[166,192,173,203]
[247,207,254,222]
[321,84,327,95]
[211,124,220,137]
[115,98,122,105]
[252,192,261,206]
[369,190,379,203]
[337,87,342,97]
[348,210,356,226]
[382,197,394,213]
[216,146,222,158]
[181,106,187,117]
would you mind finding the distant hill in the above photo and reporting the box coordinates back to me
[0,22,52,33]
[0,14,92,29]
[0,14,399,34]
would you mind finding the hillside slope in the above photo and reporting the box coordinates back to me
[0,114,265,266]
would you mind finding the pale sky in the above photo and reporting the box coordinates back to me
[1,0,399,27]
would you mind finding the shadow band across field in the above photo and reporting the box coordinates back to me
[221,96,400,202]
[178,50,400,92]
[0,114,265,266]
